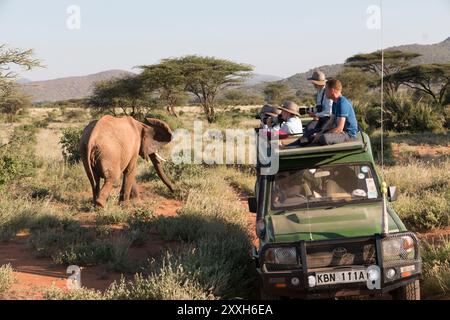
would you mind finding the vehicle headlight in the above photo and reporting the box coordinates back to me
[264,247,298,266]
[382,235,416,262]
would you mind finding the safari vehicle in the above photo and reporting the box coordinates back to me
[248,132,422,300]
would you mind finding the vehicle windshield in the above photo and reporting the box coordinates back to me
[271,163,381,210]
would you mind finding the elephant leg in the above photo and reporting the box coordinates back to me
[119,163,137,204]
[93,175,101,202]
[130,183,141,199]
[96,177,116,208]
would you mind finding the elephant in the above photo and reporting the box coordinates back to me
[79,115,174,207]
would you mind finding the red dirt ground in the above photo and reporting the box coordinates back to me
[0,197,183,300]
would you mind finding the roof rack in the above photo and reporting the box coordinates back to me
[277,132,367,158]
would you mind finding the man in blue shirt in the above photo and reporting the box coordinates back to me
[312,79,358,145]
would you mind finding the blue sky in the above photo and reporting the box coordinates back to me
[1,0,449,81]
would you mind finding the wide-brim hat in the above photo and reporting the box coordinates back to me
[277,101,301,116]
[307,70,327,86]
[260,104,281,117]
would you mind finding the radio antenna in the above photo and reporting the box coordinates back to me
[380,0,389,236]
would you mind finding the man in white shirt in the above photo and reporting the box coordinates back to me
[301,71,333,142]
[277,101,303,135]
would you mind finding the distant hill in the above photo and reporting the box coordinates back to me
[17,38,450,103]
[246,37,450,96]
[243,73,283,86]
[16,78,32,84]
[19,70,279,103]
[391,37,450,65]
[19,70,134,102]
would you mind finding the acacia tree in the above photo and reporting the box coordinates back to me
[386,63,450,105]
[139,61,187,117]
[263,82,291,105]
[89,75,155,117]
[173,55,253,123]
[345,50,420,96]
[0,45,41,120]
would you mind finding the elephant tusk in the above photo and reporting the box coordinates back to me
[155,152,167,163]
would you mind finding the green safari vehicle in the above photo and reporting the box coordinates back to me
[248,131,422,300]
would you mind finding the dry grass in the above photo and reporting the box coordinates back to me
[421,239,450,298]
[384,160,450,231]
[35,128,64,161]
[0,264,14,295]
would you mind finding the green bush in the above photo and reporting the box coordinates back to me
[217,90,264,106]
[353,101,380,133]
[60,127,83,164]
[443,105,450,128]
[369,131,395,165]
[0,153,36,185]
[144,110,183,130]
[384,95,444,133]
[0,125,39,186]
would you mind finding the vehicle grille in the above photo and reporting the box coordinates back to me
[306,241,376,269]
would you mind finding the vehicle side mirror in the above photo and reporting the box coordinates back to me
[248,197,257,214]
[388,186,398,202]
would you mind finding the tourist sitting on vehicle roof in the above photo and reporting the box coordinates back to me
[311,79,358,145]
[277,101,303,135]
[258,104,282,131]
[303,71,333,138]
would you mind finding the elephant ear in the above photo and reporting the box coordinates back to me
[140,118,173,156]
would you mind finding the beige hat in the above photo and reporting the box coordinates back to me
[260,104,281,117]
[277,101,300,116]
[307,71,327,86]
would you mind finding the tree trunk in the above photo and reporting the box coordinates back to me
[166,105,179,118]
[204,104,216,123]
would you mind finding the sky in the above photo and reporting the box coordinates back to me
[0,0,449,81]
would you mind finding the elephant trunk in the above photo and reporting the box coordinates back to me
[149,153,174,193]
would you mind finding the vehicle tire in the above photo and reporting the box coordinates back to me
[391,280,420,300]
[259,288,281,300]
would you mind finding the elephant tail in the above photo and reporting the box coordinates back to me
[86,143,95,188]
[81,139,96,194]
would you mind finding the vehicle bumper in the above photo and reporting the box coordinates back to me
[255,233,422,299]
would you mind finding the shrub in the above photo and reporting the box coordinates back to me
[144,110,183,130]
[60,127,83,164]
[217,90,264,106]
[107,259,215,300]
[0,153,37,185]
[44,286,105,300]
[353,101,380,133]
[421,239,450,298]
[393,192,449,231]
[0,124,39,186]
[369,131,395,165]
[0,264,14,295]
[385,160,450,231]
[384,95,444,133]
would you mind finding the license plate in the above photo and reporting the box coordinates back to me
[315,269,368,286]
